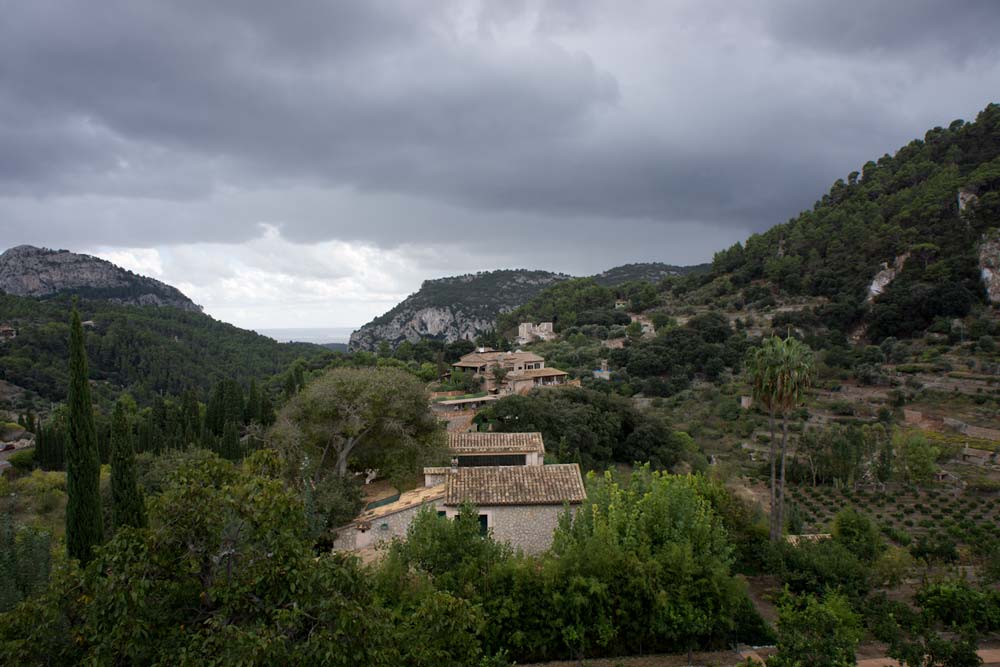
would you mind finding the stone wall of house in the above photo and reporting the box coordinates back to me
[335,500,579,555]
[477,504,576,555]
[333,498,446,551]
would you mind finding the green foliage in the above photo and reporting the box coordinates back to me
[110,400,146,531]
[894,431,940,484]
[65,305,103,565]
[0,292,328,405]
[1,450,408,666]
[7,449,35,474]
[704,103,1000,341]
[780,538,871,599]
[0,515,52,612]
[483,386,694,470]
[769,590,862,667]
[832,507,883,562]
[272,367,445,483]
[497,278,616,333]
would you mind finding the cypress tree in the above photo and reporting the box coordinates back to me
[245,379,262,424]
[110,400,146,531]
[65,305,104,564]
[221,421,241,461]
[180,388,201,445]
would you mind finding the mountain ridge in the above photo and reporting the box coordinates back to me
[0,245,202,313]
[349,262,708,351]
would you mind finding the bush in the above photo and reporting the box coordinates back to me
[6,450,34,474]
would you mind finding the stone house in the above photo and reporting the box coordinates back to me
[517,322,556,345]
[453,349,568,394]
[447,431,546,467]
[333,431,586,554]
[504,367,569,394]
[333,463,586,554]
[0,324,16,341]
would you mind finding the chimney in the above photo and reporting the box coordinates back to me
[450,457,459,474]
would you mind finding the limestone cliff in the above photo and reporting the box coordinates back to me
[349,270,569,351]
[0,245,202,312]
[866,253,909,302]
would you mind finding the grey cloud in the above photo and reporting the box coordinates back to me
[0,0,998,268]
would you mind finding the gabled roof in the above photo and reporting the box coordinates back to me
[448,431,545,455]
[508,368,568,379]
[445,463,586,506]
[453,350,545,367]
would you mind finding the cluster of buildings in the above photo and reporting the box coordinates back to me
[333,432,586,554]
[452,348,570,394]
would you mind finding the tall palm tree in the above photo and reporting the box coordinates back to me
[746,335,814,542]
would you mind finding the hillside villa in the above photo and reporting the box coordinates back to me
[333,431,586,555]
[452,348,571,394]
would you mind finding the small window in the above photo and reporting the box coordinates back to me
[437,510,447,518]
[478,514,488,536]
[379,522,389,531]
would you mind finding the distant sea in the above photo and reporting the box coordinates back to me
[255,327,356,345]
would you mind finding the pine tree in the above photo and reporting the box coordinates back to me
[110,400,146,531]
[65,304,104,564]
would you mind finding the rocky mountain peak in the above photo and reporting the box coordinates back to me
[0,245,202,312]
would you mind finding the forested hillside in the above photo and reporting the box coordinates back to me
[591,261,708,286]
[0,293,328,407]
[698,103,1000,341]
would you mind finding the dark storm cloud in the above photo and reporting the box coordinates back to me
[1,0,999,264]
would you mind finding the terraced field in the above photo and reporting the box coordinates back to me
[788,484,1000,551]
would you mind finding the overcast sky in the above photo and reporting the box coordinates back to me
[2,1,999,330]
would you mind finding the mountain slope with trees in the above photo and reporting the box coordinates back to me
[685,102,1000,342]
[0,292,328,408]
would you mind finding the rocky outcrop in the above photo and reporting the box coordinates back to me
[0,245,201,312]
[979,231,1000,304]
[349,269,569,351]
[866,253,909,302]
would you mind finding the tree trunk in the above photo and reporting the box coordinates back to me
[335,446,350,477]
[777,416,789,539]
[768,413,779,542]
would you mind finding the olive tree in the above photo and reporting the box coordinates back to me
[272,367,445,482]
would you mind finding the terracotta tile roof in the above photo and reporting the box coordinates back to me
[357,484,445,521]
[508,368,568,379]
[453,351,545,367]
[445,464,586,506]
[448,431,545,454]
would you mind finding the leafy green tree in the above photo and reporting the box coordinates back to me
[0,450,401,666]
[894,431,940,485]
[272,367,444,480]
[110,400,146,531]
[769,591,862,667]
[746,336,814,541]
[832,507,882,562]
[65,305,104,564]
